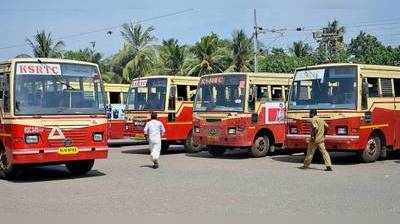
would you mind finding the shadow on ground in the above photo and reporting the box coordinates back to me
[121,145,185,155]
[187,149,256,160]
[7,165,106,183]
[272,151,400,165]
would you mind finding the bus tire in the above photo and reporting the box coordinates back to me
[360,135,381,163]
[66,160,94,176]
[0,151,19,180]
[160,141,169,154]
[184,131,201,153]
[250,136,270,158]
[208,148,226,157]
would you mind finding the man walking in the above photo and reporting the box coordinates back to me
[300,109,333,171]
[144,112,166,169]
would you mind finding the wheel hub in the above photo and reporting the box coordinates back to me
[0,150,8,170]
[257,139,266,152]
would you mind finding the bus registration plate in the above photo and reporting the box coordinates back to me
[58,146,79,155]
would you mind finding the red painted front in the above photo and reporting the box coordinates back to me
[193,106,286,148]
[286,108,398,152]
[108,120,126,139]
[1,118,108,165]
[124,104,194,143]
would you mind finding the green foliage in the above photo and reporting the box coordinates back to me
[227,30,253,72]
[26,30,64,58]
[187,33,230,76]
[159,38,186,76]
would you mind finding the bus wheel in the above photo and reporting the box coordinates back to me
[360,135,381,163]
[0,147,19,180]
[250,136,270,158]
[66,160,94,176]
[160,141,170,154]
[185,131,201,153]
[208,148,226,157]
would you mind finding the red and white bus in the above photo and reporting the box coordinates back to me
[192,72,293,157]
[0,58,108,179]
[286,63,400,162]
[124,76,200,153]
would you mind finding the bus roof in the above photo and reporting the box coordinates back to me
[0,58,99,67]
[296,63,400,72]
[200,72,293,79]
[130,75,200,83]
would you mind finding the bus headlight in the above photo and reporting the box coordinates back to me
[337,127,348,135]
[228,128,236,135]
[25,134,39,144]
[93,133,103,142]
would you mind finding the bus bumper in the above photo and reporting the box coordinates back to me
[285,134,363,151]
[10,147,108,165]
[194,133,253,148]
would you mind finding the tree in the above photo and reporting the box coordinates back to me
[26,30,64,58]
[348,31,394,65]
[112,22,156,82]
[64,47,102,64]
[159,38,186,75]
[290,41,312,58]
[228,30,253,72]
[314,20,348,63]
[187,33,229,76]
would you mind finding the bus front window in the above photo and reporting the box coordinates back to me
[289,66,357,110]
[194,74,246,112]
[126,78,167,111]
[14,63,105,115]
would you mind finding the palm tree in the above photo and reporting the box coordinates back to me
[228,30,252,72]
[113,22,156,81]
[188,33,227,76]
[26,30,64,58]
[160,38,186,75]
[290,41,312,58]
[64,48,102,64]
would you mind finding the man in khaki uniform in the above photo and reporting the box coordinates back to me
[300,109,333,171]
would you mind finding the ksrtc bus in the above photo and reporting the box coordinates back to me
[124,76,200,153]
[0,58,108,179]
[286,63,400,163]
[192,72,293,157]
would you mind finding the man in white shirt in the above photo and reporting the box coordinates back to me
[143,112,166,169]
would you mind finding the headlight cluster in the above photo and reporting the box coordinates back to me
[228,128,236,135]
[93,133,103,142]
[289,127,299,134]
[25,134,39,144]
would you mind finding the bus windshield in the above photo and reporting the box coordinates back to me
[126,78,167,111]
[14,63,105,115]
[195,74,246,112]
[289,66,357,110]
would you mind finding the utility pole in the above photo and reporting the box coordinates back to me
[253,9,259,72]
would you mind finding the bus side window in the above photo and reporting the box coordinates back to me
[381,78,393,97]
[177,85,188,101]
[271,86,283,101]
[394,79,400,97]
[189,85,197,101]
[1,74,10,113]
[256,85,269,102]
[367,78,379,97]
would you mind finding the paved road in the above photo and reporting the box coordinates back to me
[1,144,400,215]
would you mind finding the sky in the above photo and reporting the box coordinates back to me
[0,0,399,60]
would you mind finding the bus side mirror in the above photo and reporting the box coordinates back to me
[251,113,258,123]
[168,112,176,122]
[168,86,176,110]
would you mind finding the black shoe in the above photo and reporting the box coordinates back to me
[325,166,333,171]
[298,166,309,170]
[153,163,159,169]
